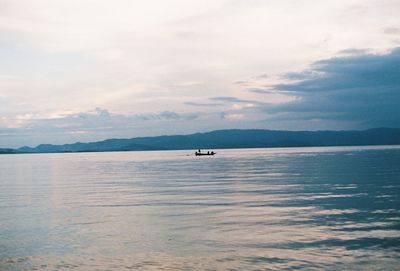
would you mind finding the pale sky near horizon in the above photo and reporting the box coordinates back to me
[0,0,399,147]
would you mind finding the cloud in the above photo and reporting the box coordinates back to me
[68,108,196,124]
[210,96,263,104]
[210,92,297,105]
[184,101,224,107]
[221,112,245,121]
[383,27,400,35]
[282,70,324,81]
[264,47,400,127]
[337,48,372,56]
[234,80,250,85]
[246,88,272,94]
[246,87,287,94]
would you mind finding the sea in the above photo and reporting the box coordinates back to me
[0,146,399,270]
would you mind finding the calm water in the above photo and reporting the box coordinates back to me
[0,146,400,270]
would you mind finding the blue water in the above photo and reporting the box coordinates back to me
[0,146,399,270]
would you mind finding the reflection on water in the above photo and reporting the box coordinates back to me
[0,146,399,270]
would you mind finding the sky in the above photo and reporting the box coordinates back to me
[0,0,399,148]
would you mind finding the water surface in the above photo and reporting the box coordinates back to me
[1,146,399,270]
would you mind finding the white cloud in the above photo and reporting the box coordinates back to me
[223,113,244,121]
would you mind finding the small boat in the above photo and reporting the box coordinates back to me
[195,150,216,156]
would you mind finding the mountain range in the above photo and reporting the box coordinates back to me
[1,127,400,154]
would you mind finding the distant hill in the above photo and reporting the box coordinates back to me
[5,127,399,154]
[0,148,17,154]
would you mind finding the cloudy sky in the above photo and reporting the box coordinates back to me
[0,0,399,147]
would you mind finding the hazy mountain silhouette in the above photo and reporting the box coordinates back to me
[4,127,400,154]
[0,148,17,154]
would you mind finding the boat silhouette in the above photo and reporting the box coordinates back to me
[195,149,216,156]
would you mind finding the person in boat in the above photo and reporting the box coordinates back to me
[195,150,216,155]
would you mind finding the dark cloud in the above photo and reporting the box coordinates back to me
[158,111,180,120]
[266,47,400,127]
[283,70,324,81]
